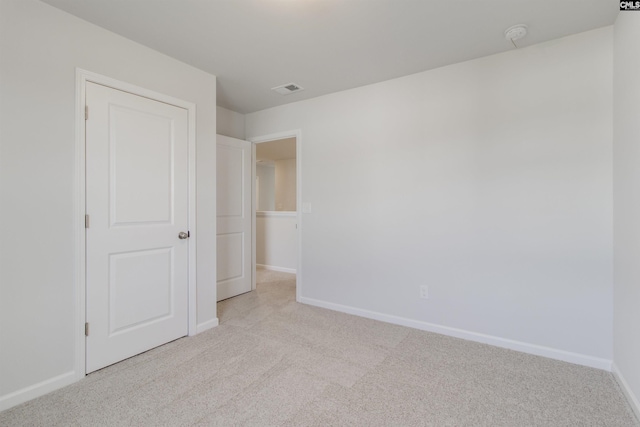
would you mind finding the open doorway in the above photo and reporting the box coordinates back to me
[216,131,301,325]
[254,137,297,293]
[251,131,302,302]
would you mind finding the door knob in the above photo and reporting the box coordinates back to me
[178,231,189,240]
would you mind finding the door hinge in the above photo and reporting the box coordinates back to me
[85,214,90,229]
[85,105,88,121]
[85,322,89,336]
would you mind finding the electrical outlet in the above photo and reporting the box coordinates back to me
[419,285,429,299]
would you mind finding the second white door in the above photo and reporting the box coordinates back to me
[216,135,252,301]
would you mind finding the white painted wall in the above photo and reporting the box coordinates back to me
[275,158,297,211]
[0,0,217,409]
[257,163,276,211]
[217,106,245,140]
[257,159,296,212]
[613,12,640,418]
[256,212,298,272]
[246,28,614,366]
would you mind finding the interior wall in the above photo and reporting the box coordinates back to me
[613,12,640,417]
[216,106,245,140]
[0,0,217,409]
[246,27,614,366]
[274,158,297,211]
[256,213,298,272]
[257,164,276,211]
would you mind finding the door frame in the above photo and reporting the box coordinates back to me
[248,130,302,302]
[74,69,197,379]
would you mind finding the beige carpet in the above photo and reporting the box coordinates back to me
[1,269,638,426]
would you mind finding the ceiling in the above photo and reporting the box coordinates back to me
[41,0,619,114]
[256,138,296,162]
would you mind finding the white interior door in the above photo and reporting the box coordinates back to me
[85,82,189,373]
[217,135,252,301]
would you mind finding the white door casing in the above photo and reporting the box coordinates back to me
[85,82,189,373]
[216,135,252,301]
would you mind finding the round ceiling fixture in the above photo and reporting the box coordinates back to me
[504,24,528,42]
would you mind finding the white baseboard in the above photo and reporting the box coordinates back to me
[0,370,77,412]
[195,318,219,334]
[612,362,640,422]
[257,264,296,274]
[1,318,221,412]
[298,296,612,371]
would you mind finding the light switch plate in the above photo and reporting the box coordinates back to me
[302,202,312,214]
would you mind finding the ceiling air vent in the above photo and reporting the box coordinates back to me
[271,83,304,95]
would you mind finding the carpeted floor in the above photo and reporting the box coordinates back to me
[1,269,638,426]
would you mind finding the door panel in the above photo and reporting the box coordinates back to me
[109,248,173,334]
[86,82,189,373]
[217,135,252,301]
[110,106,174,225]
[216,233,244,281]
